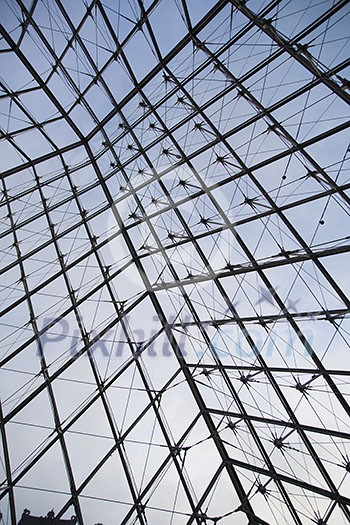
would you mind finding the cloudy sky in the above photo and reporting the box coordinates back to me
[0,0,350,524]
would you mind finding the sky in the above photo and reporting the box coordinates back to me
[0,0,350,524]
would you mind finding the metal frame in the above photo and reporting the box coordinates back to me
[0,1,349,524]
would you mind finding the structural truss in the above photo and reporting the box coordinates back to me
[1,0,350,524]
